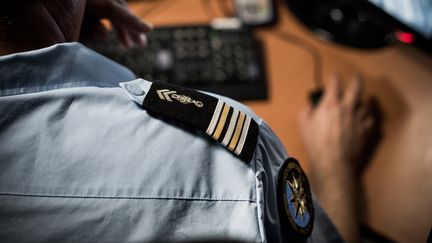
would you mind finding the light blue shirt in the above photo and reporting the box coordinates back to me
[0,43,342,243]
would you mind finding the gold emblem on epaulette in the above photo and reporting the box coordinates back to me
[157,89,203,108]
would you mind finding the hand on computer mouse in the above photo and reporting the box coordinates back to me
[299,75,381,177]
[298,75,381,243]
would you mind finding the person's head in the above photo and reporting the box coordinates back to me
[0,0,152,55]
[0,0,86,55]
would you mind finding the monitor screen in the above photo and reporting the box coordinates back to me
[368,0,432,39]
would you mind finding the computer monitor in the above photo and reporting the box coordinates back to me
[366,0,432,52]
[285,0,432,53]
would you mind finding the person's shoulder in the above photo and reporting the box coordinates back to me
[120,78,271,162]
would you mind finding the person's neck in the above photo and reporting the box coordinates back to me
[0,1,83,56]
[0,32,64,56]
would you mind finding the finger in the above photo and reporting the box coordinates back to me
[114,25,133,48]
[123,32,134,49]
[322,75,342,105]
[343,76,363,111]
[298,104,313,126]
[139,33,148,47]
[108,1,153,33]
[130,32,147,47]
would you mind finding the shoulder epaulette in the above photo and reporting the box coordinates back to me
[138,81,259,162]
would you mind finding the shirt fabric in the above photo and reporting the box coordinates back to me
[0,43,342,243]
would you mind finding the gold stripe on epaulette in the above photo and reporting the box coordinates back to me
[206,100,224,135]
[203,98,257,158]
[212,103,230,140]
[234,116,251,155]
[221,109,240,146]
[228,112,245,152]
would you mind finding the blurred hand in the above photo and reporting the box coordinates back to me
[298,76,381,181]
[81,0,153,48]
[298,76,381,243]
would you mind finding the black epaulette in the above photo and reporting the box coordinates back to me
[123,80,259,163]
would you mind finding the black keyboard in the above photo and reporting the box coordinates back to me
[83,25,268,100]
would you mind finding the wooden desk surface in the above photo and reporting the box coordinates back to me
[129,1,432,242]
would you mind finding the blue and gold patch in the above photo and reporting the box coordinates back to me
[277,158,314,239]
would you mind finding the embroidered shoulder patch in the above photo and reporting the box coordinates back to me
[143,81,259,162]
[277,158,314,240]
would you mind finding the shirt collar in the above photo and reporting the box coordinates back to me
[0,42,135,96]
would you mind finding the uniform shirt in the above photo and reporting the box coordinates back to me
[0,43,342,243]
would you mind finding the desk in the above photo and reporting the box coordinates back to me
[129,1,432,242]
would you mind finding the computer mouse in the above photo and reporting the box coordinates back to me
[309,88,323,107]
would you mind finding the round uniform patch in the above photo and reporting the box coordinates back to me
[277,158,314,239]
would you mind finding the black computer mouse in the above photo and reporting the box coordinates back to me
[309,88,324,107]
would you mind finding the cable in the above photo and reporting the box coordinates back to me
[270,30,323,88]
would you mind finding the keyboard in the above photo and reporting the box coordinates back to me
[83,25,268,100]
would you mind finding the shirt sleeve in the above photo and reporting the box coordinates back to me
[254,121,344,243]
